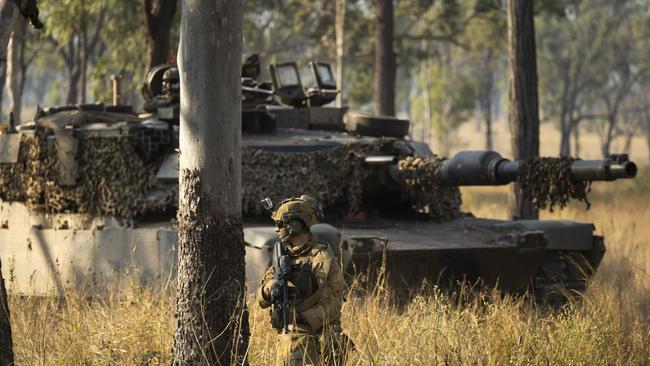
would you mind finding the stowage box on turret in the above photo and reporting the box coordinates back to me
[0,59,637,301]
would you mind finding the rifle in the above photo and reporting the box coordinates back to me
[270,240,292,333]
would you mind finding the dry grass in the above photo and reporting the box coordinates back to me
[10,284,174,365]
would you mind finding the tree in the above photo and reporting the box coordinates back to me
[0,0,18,78]
[0,1,17,362]
[143,0,177,70]
[537,3,594,157]
[7,14,35,123]
[41,0,107,104]
[335,0,346,107]
[592,2,639,158]
[373,0,395,116]
[507,0,540,220]
[172,0,248,364]
[464,8,506,150]
[409,42,476,155]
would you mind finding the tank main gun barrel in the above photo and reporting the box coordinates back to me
[383,151,637,187]
[437,151,637,186]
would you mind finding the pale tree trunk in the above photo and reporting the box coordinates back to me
[642,90,650,166]
[478,73,494,150]
[477,49,496,150]
[440,97,452,157]
[0,68,5,116]
[335,0,346,107]
[622,130,633,155]
[423,56,432,144]
[507,0,540,220]
[7,15,26,123]
[143,0,177,70]
[0,0,18,81]
[602,106,618,158]
[63,38,81,105]
[485,104,493,150]
[558,67,571,156]
[0,1,15,363]
[79,0,87,103]
[373,0,395,116]
[172,0,248,365]
[572,120,581,158]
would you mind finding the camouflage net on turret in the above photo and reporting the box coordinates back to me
[0,130,176,218]
[396,156,462,222]
[242,144,371,215]
[0,128,462,221]
[519,157,591,211]
[242,143,462,221]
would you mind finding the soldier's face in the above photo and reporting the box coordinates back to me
[275,221,291,242]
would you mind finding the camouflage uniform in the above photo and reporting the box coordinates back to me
[258,197,349,366]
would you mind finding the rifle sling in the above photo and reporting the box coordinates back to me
[296,246,332,313]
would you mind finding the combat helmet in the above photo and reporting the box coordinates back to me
[271,195,323,228]
[162,67,180,96]
[242,53,261,79]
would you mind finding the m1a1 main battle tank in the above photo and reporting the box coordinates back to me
[0,58,637,301]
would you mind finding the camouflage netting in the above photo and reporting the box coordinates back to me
[242,142,462,221]
[396,156,462,222]
[0,128,462,221]
[519,157,591,211]
[242,144,371,215]
[0,129,175,217]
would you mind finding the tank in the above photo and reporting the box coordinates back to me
[0,59,637,302]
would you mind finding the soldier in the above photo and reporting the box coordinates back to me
[258,196,350,366]
[242,53,261,80]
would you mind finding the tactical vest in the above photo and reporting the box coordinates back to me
[283,241,330,310]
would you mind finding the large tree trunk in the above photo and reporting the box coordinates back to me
[7,15,26,123]
[143,0,178,70]
[572,119,581,158]
[602,113,617,158]
[485,107,493,150]
[79,0,87,104]
[335,0,346,107]
[478,74,494,150]
[0,67,5,116]
[373,0,395,116]
[423,56,432,144]
[172,0,248,365]
[0,0,18,82]
[507,0,540,220]
[66,64,80,105]
[558,68,571,157]
[0,2,17,362]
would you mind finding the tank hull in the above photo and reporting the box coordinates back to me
[0,202,603,297]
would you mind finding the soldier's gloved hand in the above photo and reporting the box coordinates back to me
[262,279,277,300]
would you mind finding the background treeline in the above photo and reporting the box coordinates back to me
[2,0,649,159]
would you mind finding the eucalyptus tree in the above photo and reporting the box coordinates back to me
[172,0,248,364]
[507,0,540,220]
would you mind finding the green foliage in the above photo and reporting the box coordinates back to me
[537,0,650,155]
[33,0,178,106]
[410,51,477,154]
[89,1,146,104]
